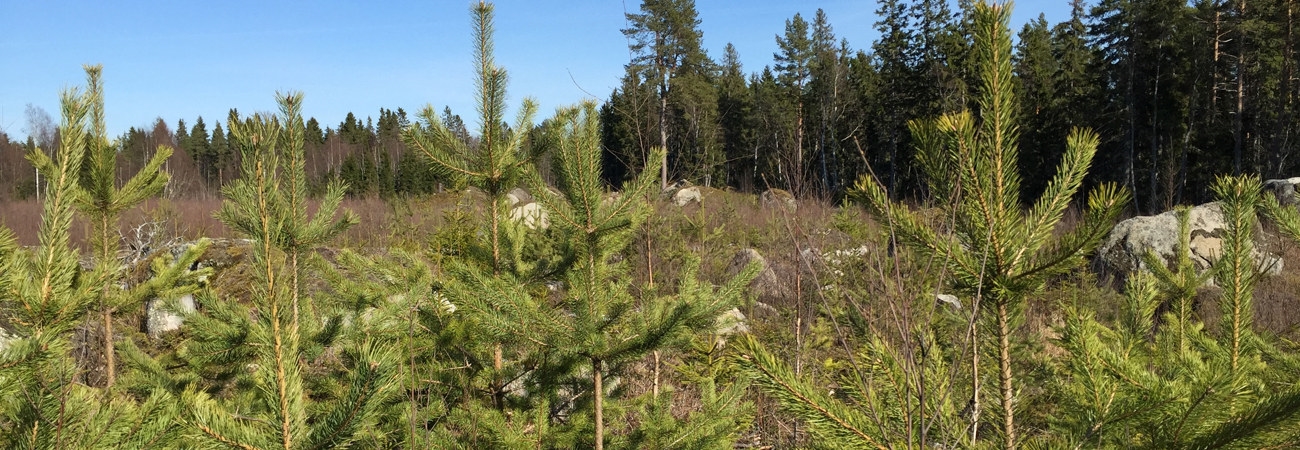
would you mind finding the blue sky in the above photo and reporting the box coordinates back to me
[1,1,1071,141]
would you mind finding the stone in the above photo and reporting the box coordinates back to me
[147,293,197,338]
[760,188,797,212]
[0,326,14,353]
[602,191,622,207]
[750,301,780,319]
[726,248,791,303]
[799,245,872,279]
[799,248,824,275]
[507,187,533,207]
[509,201,550,230]
[1264,177,1300,205]
[714,307,749,347]
[661,179,692,196]
[1097,202,1283,282]
[672,186,702,206]
[936,294,962,310]
[660,179,702,206]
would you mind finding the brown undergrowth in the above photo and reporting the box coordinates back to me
[10,186,1300,444]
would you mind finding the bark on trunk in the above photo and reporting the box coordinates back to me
[998,302,1015,450]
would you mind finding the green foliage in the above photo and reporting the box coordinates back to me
[402,3,537,275]
[1210,175,1264,372]
[171,93,390,450]
[1141,206,1213,350]
[847,2,1126,447]
[1048,174,1300,448]
[0,67,206,449]
[74,64,185,389]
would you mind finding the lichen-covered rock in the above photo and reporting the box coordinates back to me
[1264,177,1300,205]
[760,188,797,212]
[673,186,702,206]
[507,187,533,207]
[0,326,14,353]
[726,248,791,303]
[799,245,872,279]
[660,179,703,206]
[509,201,550,230]
[146,293,196,338]
[936,294,962,310]
[661,179,691,196]
[713,307,749,347]
[1097,202,1282,282]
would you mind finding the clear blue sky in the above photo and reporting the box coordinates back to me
[1,1,1070,142]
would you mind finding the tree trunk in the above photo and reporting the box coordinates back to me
[1234,0,1247,175]
[793,96,805,196]
[968,295,981,444]
[1214,7,1223,113]
[1151,62,1162,210]
[998,301,1015,450]
[103,309,115,388]
[594,358,604,450]
[660,80,670,190]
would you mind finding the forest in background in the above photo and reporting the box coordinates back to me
[4,0,1300,214]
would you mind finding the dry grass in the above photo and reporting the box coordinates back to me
[0,193,469,250]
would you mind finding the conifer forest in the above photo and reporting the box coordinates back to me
[9,0,1300,448]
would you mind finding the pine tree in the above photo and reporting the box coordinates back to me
[400,3,543,429]
[854,2,1128,447]
[1052,175,1300,447]
[176,93,391,449]
[73,65,177,389]
[526,102,751,449]
[773,12,812,196]
[623,0,707,188]
[0,66,200,449]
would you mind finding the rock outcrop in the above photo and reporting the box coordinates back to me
[0,326,14,353]
[726,248,791,304]
[1097,202,1282,282]
[1264,177,1300,205]
[713,307,749,347]
[662,179,702,206]
[760,188,797,212]
[146,294,196,338]
[141,240,224,338]
[509,202,550,230]
[507,187,533,207]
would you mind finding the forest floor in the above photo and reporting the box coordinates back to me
[6,187,1300,445]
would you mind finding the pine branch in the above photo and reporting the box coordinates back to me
[304,343,394,450]
[734,335,888,450]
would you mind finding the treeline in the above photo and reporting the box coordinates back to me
[608,0,1300,213]
[118,108,452,199]
[4,0,1298,213]
[0,107,466,201]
